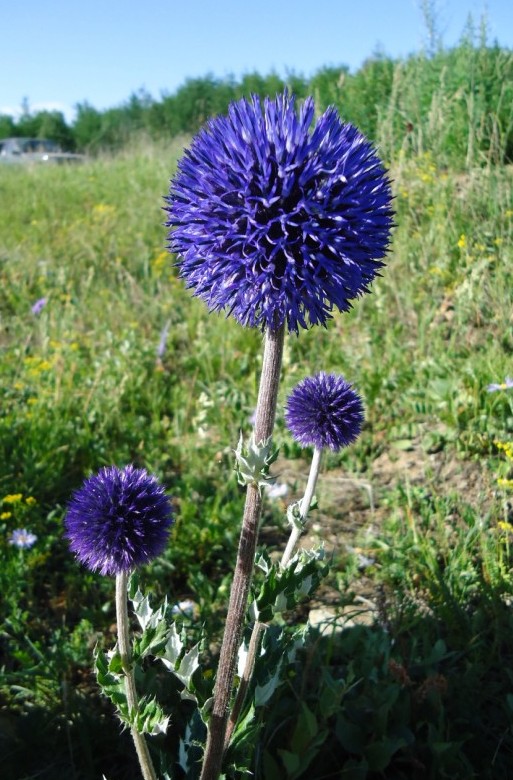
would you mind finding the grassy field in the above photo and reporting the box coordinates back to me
[1,93,513,778]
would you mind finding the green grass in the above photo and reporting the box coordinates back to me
[1,87,513,779]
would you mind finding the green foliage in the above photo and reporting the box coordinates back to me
[1,108,75,149]
[2,31,513,167]
[250,618,513,779]
[252,547,329,622]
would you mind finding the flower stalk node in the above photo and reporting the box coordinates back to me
[234,433,279,490]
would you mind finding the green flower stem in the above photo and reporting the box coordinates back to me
[281,446,322,568]
[200,325,285,780]
[116,571,158,780]
[225,445,323,748]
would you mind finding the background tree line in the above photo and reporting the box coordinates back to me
[2,22,513,168]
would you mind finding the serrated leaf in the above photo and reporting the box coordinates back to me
[132,590,153,630]
[133,696,170,735]
[229,703,258,752]
[234,433,279,489]
[254,662,283,706]
[177,643,200,686]
[131,587,168,631]
[94,649,128,715]
[237,638,249,678]
[159,623,200,692]
[161,622,184,667]
[253,546,329,621]
[134,618,170,659]
[107,650,124,675]
[179,709,206,773]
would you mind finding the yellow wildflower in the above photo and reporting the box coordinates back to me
[0,511,12,520]
[92,203,116,217]
[498,521,513,533]
[497,478,513,490]
[495,441,513,460]
[457,234,466,250]
[3,494,23,504]
[151,251,168,277]
[25,497,37,506]
[25,357,53,377]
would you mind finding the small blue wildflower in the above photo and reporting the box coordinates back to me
[285,372,364,451]
[165,92,393,333]
[31,297,47,315]
[9,528,37,549]
[487,377,513,392]
[65,465,173,576]
[264,481,289,499]
[171,599,197,618]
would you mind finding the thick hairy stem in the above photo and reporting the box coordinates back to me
[200,325,285,780]
[116,572,158,780]
[226,446,323,747]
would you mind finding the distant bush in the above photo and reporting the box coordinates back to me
[2,32,512,167]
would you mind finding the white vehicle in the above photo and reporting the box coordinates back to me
[0,137,85,164]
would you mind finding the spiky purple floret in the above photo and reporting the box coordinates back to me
[285,372,364,451]
[65,465,173,576]
[165,92,393,333]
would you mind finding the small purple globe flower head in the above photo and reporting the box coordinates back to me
[165,92,393,333]
[285,372,364,451]
[9,528,37,549]
[65,465,173,576]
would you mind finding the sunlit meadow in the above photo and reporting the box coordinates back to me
[1,49,513,779]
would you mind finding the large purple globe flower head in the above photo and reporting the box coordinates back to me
[165,92,393,333]
[285,372,364,451]
[65,465,173,576]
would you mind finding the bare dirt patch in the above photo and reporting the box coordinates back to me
[261,442,494,628]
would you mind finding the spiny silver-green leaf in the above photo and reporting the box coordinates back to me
[132,697,170,735]
[286,495,318,530]
[131,587,167,631]
[251,546,329,621]
[234,433,279,488]
[159,623,200,691]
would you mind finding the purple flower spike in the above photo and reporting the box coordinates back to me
[165,92,393,333]
[285,372,364,451]
[65,465,173,576]
[9,528,37,549]
[31,297,47,315]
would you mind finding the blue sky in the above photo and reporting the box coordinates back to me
[2,0,512,122]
